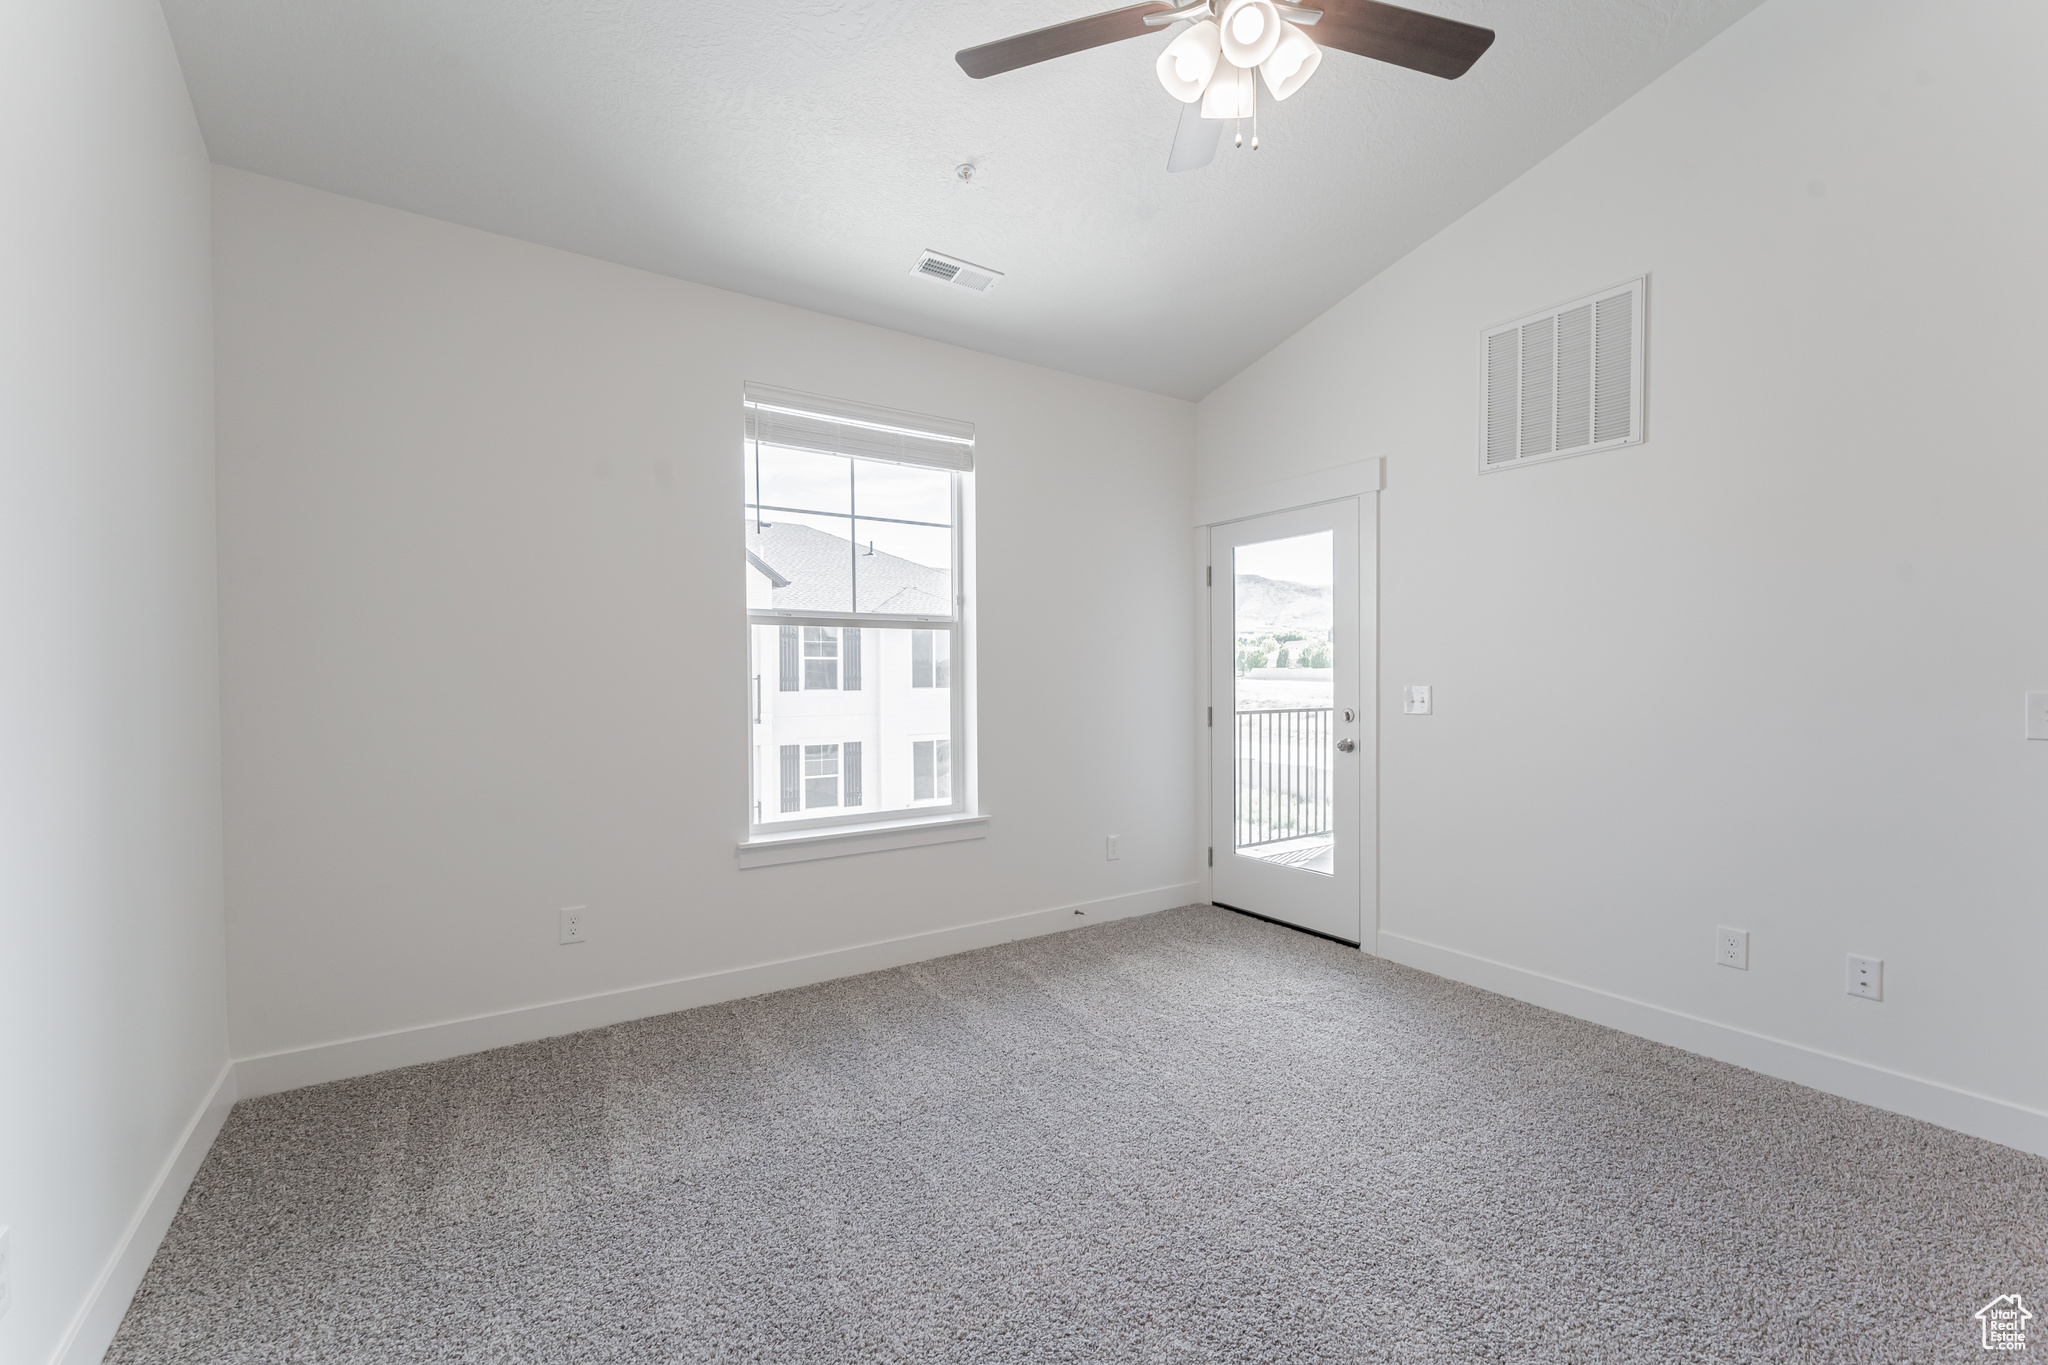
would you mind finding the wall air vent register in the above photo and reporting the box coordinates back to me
[1482,277,1644,472]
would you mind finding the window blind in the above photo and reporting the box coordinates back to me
[778,626,798,692]
[842,628,862,691]
[744,382,974,473]
[779,745,801,814]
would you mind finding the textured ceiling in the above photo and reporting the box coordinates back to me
[161,0,1763,399]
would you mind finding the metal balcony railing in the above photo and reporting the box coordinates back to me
[1234,707,1333,848]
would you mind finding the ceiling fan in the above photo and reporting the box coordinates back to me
[957,0,1494,171]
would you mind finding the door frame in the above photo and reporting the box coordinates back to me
[1194,459,1381,953]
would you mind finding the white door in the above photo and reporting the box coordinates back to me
[1209,499,1368,944]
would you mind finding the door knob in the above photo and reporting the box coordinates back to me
[1336,738,1356,753]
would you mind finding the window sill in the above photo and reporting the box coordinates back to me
[736,813,989,869]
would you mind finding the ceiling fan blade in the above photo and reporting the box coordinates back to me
[957,2,1176,79]
[1166,100,1223,173]
[1312,0,1494,80]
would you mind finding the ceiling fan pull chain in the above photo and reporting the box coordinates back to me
[1252,70,1260,149]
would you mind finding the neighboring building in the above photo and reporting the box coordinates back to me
[745,522,953,824]
[746,521,950,616]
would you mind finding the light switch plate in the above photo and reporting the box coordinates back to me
[559,907,588,945]
[1105,834,1120,862]
[1404,685,1432,715]
[2027,692,2048,740]
[1846,953,1882,1000]
[1716,927,1748,970]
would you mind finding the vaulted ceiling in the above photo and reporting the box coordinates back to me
[162,0,1762,399]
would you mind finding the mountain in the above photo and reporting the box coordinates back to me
[1232,575,1331,635]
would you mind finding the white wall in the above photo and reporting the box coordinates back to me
[1198,0,2048,1151]
[0,3,229,1363]
[214,168,1195,1079]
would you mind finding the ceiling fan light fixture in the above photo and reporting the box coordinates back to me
[1154,19,1222,102]
[956,0,1499,173]
[1259,21,1321,100]
[1199,59,1255,120]
[1217,0,1282,69]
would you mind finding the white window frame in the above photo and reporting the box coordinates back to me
[743,394,970,840]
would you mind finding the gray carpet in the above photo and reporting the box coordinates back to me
[110,906,2045,1364]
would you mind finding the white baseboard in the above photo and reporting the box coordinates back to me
[52,1062,237,1365]
[1378,931,2048,1159]
[236,883,1199,1099]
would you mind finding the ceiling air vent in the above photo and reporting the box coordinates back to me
[1482,277,1644,473]
[912,249,1003,293]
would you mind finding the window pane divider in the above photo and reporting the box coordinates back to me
[748,611,958,628]
[745,504,951,530]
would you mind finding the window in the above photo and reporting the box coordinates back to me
[803,744,839,807]
[779,625,862,691]
[912,738,951,802]
[744,384,971,834]
[911,629,951,689]
[803,627,838,690]
[777,741,864,813]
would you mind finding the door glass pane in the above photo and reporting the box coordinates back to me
[1233,532,1334,876]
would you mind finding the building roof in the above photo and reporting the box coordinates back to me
[746,521,950,616]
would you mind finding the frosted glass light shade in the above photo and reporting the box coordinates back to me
[1200,60,1256,119]
[1259,21,1321,100]
[1217,0,1282,69]
[1154,20,1222,103]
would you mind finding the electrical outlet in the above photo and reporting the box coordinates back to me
[559,907,588,945]
[1105,835,1120,862]
[0,1224,13,1322]
[1846,953,1882,1000]
[1403,685,1432,715]
[1716,927,1748,970]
